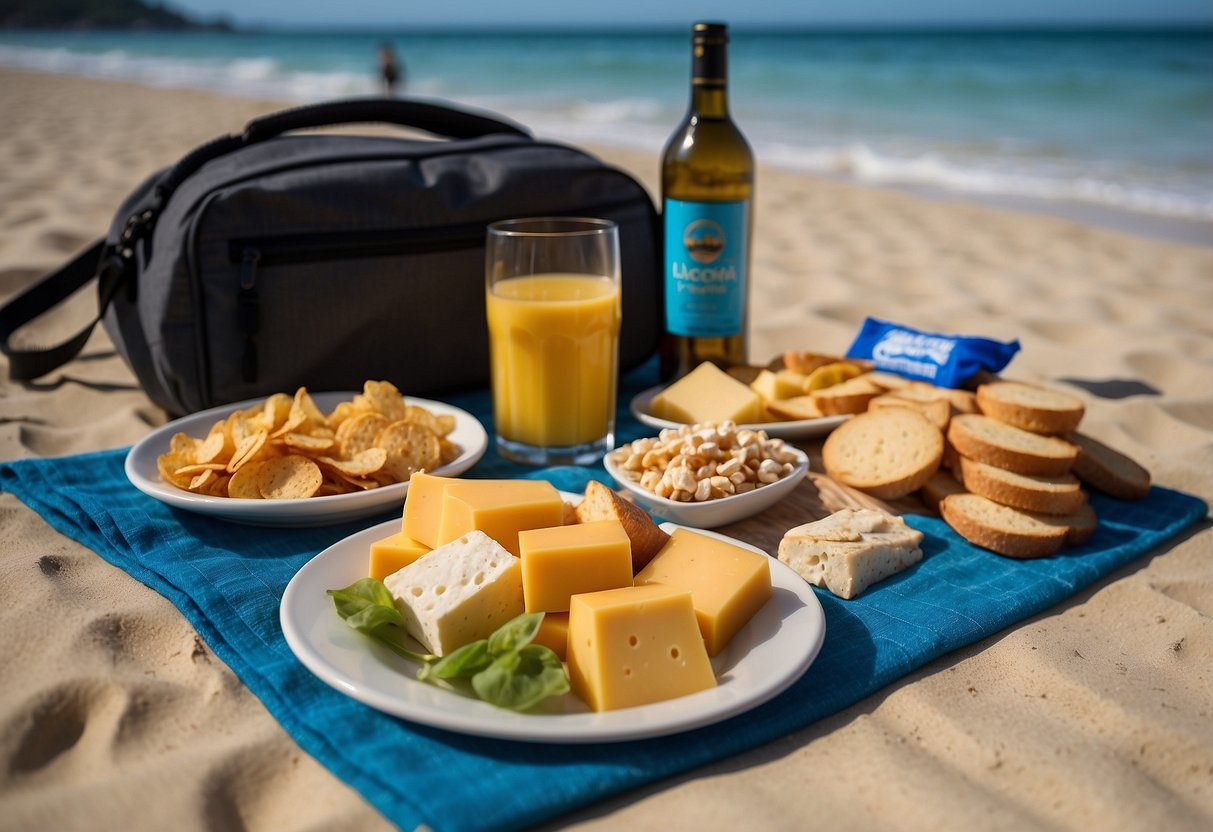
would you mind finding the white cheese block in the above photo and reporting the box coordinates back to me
[777,509,924,600]
[383,529,524,656]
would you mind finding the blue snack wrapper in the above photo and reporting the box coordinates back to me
[846,317,1020,388]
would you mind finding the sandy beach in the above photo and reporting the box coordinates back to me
[1,67,1211,831]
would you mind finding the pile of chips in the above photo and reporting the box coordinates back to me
[156,381,461,500]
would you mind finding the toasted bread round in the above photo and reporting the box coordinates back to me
[976,381,1085,435]
[956,456,1087,515]
[574,480,670,571]
[948,414,1078,476]
[939,493,1068,558]
[1068,432,1151,500]
[868,393,952,431]
[822,408,944,499]
[811,375,885,416]
[919,470,966,512]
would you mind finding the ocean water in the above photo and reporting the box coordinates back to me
[2,27,1211,225]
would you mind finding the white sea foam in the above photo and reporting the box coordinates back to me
[2,41,1210,224]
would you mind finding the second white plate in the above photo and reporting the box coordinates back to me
[280,512,826,743]
[125,392,488,527]
[630,385,847,440]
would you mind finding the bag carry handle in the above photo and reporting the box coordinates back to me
[0,241,121,381]
[0,96,531,384]
[156,97,532,202]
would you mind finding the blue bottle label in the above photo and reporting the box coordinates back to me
[663,198,748,338]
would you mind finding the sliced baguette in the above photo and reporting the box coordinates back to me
[919,470,966,512]
[811,375,885,416]
[956,456,1087,516]
[948,413,1078,476]
[868,392,952,431]
[976,381,1085,435]
[939,493,1068,558]
[1054,503,1098,546]
[1067,432,1151,500]
[822,408,944,499]
[778,508,924,599]
[900,381,979,414]
[574,480,670,572]
[764,395,824,421]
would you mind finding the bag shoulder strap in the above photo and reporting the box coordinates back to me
[0,241,126,380]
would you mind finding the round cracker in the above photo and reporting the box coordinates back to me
[338,412,390,457]
[256,455,323,500]
[377,421,441,482]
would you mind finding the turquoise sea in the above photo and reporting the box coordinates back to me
[2,27,1211,226]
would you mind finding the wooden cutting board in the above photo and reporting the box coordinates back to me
[716,471,921,555]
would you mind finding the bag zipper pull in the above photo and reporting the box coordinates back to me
[239,247,260,382]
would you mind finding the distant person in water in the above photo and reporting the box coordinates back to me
[378,43,403,96]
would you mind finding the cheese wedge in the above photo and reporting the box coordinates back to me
[567,584,716,712]
[634,528,772,656]
[368,531,431,581]
[778,509,924,600]
[518,520,634,613]
[649,361,763,425]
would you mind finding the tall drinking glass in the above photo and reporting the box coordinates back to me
[486,217,621,466]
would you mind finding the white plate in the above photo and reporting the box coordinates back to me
[125,393,487,527]
[631,385,848,440]
[604,445,810,529]
[279,511,826,743]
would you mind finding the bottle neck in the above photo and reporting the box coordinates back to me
[690,40,729,118]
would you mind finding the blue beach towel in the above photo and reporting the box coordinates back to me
[0,360,1205,832]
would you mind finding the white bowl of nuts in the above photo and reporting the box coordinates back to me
[604,421,810,529]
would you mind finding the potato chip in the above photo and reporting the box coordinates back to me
[227,429,269,473]
[173,462,227,476]
[401,404,440,434]
[438,437,461,466]
[157,452,195,489]
[318,447,388,477]
[435,414,457,436]
[188,469,218,492]
[169,432,201,455]
[292,387,327,427]
[227,462,265,499]
[326,401,357,430]
[362,380,408,422]
[377,421,441,482]
[338,412,390,457]
[194,424,229,464]
[262,392,294,432]
[280,432,335,453]
[256,455,323,500]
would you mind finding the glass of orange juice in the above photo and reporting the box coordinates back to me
[486,217,621,466]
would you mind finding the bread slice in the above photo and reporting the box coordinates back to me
[822,408,944,499]
[919,470,966,512]
[574,480,670,572]
[764,395,824,421]
[811,375,885,416]
[1053,503,1098,546]
[939,493,1069,558]
[948,414,1078,476]
[976,381,1085,435]
[778,508,924,599]
[1068,432,1151,500]
[956,456,1087,515]
[899,381,979,414]
[868,392,952,431]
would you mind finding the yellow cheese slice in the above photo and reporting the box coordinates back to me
[532,611,569,661]
[567,584,716,712]
[402,475,564,556]
[649,361,763,425]
[437,479,564,557]
[518,520,634,613]
[635,527,772,656]
[368,531,431,581]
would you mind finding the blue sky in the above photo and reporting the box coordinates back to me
[174,0,1213,29]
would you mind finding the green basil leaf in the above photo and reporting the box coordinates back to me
[419,638,492,681]
[326,578,402,628]
[486,611,544,656]
[471,644,570,711]
[327,579,432,665]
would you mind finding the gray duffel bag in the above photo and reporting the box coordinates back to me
[0,97,660,416]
